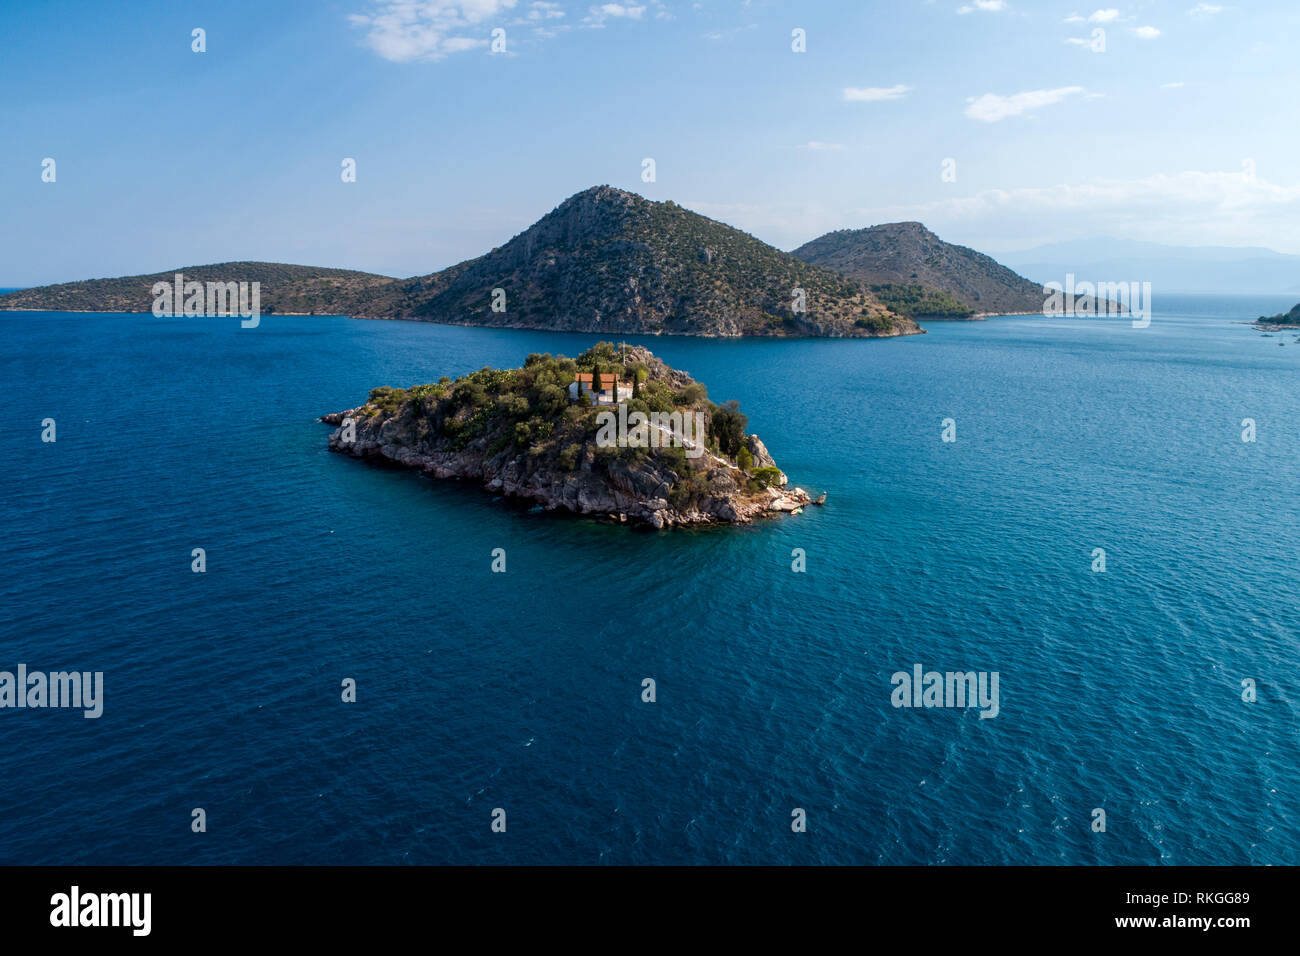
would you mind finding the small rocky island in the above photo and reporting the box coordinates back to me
[322,343,820,528]
[1255,303,1300,329]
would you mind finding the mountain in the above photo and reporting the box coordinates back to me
[998,239,1300,295]
[791,222,1046,316]
[0,262,396,314]
[0,187,917,339]
[347,186,912,337]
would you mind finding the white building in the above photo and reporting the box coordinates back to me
[570,372,633,404]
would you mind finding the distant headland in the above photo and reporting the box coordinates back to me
[1254,303,1300,330]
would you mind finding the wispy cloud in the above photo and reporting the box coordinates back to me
[958,0,1007,13]
[1134,25,1161,38]
[688,169,1300,255]
[349,0,519,62]
[518,0,569,36]
[843,84,911,102]
[1161,80,1185,88]
[797,141,845,151]
[965,86,1086,122]
[1189,3,1223,16]
[865,169,1300,247]
[703,22,757,40]
[583,2,647,27]
[526,1,565,20]
[1064,8,1119,22]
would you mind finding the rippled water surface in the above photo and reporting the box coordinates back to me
[1,295,1297,864]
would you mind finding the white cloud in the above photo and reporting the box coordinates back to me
[1088,8,1120,22]
[869,169,1300,246]
[797,141,845,151]
[843,84,911,102]
[349,0,517,62]
[964,86,1086,122]
[1189,3,1222,16]
[957,0,1007,13]
[527,1,564,19]
[1134,25,1160,38]
[703,22,757,40]
[684,168,1300,254]
[584,2,646,25]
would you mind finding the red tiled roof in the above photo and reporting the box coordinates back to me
[574,373,620,390]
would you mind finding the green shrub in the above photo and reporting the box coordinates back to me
[674,382,708,406]
[558,443,582,471]
[708,400,748,458]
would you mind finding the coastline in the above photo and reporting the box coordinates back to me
[0,307,926,338]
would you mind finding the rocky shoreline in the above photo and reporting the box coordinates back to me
[321,344,823,529]
[1253,303,1300,330]
[322,408,819,528]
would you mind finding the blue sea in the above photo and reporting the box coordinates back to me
[1,294,1298,865]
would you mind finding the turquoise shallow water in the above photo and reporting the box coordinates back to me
[1,294,1297,864]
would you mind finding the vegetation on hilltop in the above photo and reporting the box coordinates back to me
[3,188,917,339]
[1256,303,1300,327]
[348,186,913,337]
[347,343,786,511]
[868,282,976,319]
[0,262,397,314]
[793,221,1046,316]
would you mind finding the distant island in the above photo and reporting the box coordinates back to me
[0,263,394,317]
[322,342,819,528]
[0,185,1078,337]
[1255,303,1300,329]
[0,187,918,339]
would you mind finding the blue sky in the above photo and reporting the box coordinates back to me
[2,0,1298,285]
